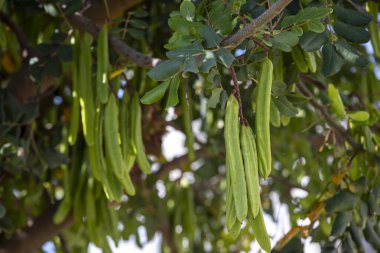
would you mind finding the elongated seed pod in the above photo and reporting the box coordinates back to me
[85,178,100,245]
[229,219,241,240]
[273,51,283,81]
[104,95,135,195]
[368,2,380,58]
[181,82,195,161]
[255,58,273,179]
[104,154,124,201]
[250,208,271,252]
[53,166,72,224]
[92,103,123,201]
[131,95,151,174]
[304,51,317,73]
[225,95,248,221]
[119,94,136,172]
[68,31,80,145]
[291,46,308,73]
[78,33,95,146]
[96,25,109,104]
[73,163,88,222]
[241,125,261,219]
[88,102,104,181]
[226,155,237,231]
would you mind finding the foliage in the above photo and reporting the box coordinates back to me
[0,0,380,252]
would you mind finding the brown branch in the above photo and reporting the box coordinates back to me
[0,11,31,55]
[221,0,293,48]
[0,204,74,253]
[68,0,293,69]
[297,82,363,152]
[156,147,212,179]
[83,0,143,25]
[67,14,160,68]
[275,153,358,250]
[0,11,37,59]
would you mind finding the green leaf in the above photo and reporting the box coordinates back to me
[201,26,222,48]
[347,111,370,122]
[168,15,204,37]
[291,26,303,37]
[200,51,217,73]
[331,211,353,237]
[180,0,195,21]
[273,95,298,117]
[166,43,203,59]
[183,56,199,73]
[286,92,311,105]
[299,31,329,51]
[334,20,370,44]
[333,6,372,26]
[270,31,299,52]
[307,20,325,33]
[148,58,183,81]
[129,19,148,29]
[322,43,345,77]
[281,15,297,29]
[334,39,369,67]
[128,28,145,40]
[131,8,149,18]
[327,84,346,119]
[208,1,234,35]
[140,79,171,104]
[231,0,246,12]
[325,189,359,212]
[208,87,223,108]
[166,76,181,108]
[164,33,194,50]
[295,7,333,23]
[271,80,287,97]
[216,48,235,68]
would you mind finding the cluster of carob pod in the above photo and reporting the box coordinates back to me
[68,27,151,201]
[224,58,273,252]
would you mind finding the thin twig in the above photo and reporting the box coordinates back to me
[221,0,293,48]
[297,81,363,152]
[0,11,35,57]
[229,67,247,125]
[275,152,358,250]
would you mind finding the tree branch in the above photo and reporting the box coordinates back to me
[69,0,293,68]
[230,67,246,125]
[0,204,74,253]
[67,14,160,68]
[0,11,37,59]
[274,153,358,250]
[221,0,293,48]
[297,82,363,152]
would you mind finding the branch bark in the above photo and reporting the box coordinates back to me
[221,0,293,48]
[0,205,74,253]
[68,0,293,68]
[0,11,31,55]
[67,14,160,68]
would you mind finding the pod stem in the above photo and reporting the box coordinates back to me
[229,66,247,126]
